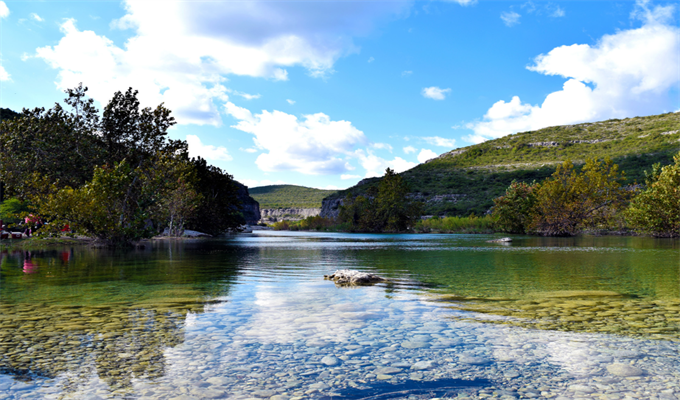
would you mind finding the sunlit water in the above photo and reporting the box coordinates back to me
[0,232,678,399]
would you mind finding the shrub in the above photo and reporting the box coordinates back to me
[491,181,537,233]
[626,153,680,237]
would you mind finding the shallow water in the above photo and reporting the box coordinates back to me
[0,232,678,399]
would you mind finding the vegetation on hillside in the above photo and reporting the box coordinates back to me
[0,84,246,244]
[338,168,422,232]
[324,112,680,216]
[249,184,337,209]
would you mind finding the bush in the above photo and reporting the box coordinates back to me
[491,181,537,233]
[626,153,680,237]
[529,158,629,236]
[414,214,496,233]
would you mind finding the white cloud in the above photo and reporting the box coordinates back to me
[0,2,8,19]
[0,64,9,82]
[403,146,417,154]
[370,142,393,152]
[401,70,412,77]
[226,102,366,175]
[501,11,521,27]
[443,0,477,5]
[368,57,375,63]
[30,13,43,22]
[423,136,456,148]
[286,99,296,105]
[354,149,416,178]
[239,147,258,153]
[422,86,451,100]
[417,149,438,163]
[341,174,361,180]
[549,6,565,18]
[469,1,680,141]
[228,90,260,100]
[324,185,340,190]
[186,134,233,161]
[33,1,410,125]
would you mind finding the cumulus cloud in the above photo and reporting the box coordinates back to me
[0,2,8,19]
[286,99,296,105]
[403,146,417,154]
[423,136,456,148]
[30,13,43,22]
[186,135,233,161]
[228,90,260,100]
[0,64,9,82]
[354,149,416,178]
[417,149,438,163]
[240,147,258,153]
[469,0,680,142]
[226,102,366,175]
[370,142,393,152]
[501,11,521,27]
[32,0,410,125]
[422,86,451,100]
[341,174,361,180]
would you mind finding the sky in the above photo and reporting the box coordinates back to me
[0,0,678,190]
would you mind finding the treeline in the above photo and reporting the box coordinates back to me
[0,84,245,245]
[272,156,680,238]
[492,156,680,237]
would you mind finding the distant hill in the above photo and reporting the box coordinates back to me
[249,185,338,209]
[0,108,20,122]
[322,112,680,217]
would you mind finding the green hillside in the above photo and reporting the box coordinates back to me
[326,112,680,217]
[250,185,337,209]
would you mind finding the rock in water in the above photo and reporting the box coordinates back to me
[606,363,644,377]
[324,269,386,285]
[487,237,512,243]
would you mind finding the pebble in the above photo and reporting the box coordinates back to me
[321,356,339,366]
[607,363,645,377]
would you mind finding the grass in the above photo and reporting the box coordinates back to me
[249,185,337,209]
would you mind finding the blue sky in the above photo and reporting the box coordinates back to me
[0,0,678,189]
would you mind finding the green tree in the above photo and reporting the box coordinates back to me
[185,157,245,235]
[339,168,421,232]
[492,180,538,233]
[0,90,103,200]
[529,158,629,236]
[376,168,422,232]
[626,153,680,237]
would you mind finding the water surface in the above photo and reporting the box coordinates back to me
[0,232,678,399]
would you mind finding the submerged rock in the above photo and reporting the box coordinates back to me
[324,270,386,285]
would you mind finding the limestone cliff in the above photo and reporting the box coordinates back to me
[260,208,320,223]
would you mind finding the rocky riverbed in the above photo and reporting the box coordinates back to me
[1,280,679,400]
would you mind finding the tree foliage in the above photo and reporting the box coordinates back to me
[626,153,680,237]
[491,181,537,233]
[339,168,422,232]
[528,158,629,236]
[0,84,245,244]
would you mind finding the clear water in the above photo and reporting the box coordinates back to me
[0,232,678,399]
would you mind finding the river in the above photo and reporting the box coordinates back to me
[0,231,678,399]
